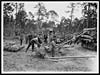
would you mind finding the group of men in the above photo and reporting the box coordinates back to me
[19,30,57,57]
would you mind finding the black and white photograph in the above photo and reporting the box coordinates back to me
[1,1,99,73]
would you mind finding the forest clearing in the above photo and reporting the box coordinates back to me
[2,1,98,73]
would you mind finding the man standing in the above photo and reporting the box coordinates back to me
[50,39,56,57]
[37,34,42,45]
[19,34,24,46]
[44,34,48,44]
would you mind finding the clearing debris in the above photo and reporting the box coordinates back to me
[4,40,25,52]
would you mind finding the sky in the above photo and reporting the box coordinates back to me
[3,1,99,21]
[24,2,83,21]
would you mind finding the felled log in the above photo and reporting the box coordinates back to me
[46,55,96,59]
[81,35,93,39]
[83,28,96,31]
[45,55,96,62]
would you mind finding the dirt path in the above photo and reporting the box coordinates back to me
[3,41,98,72]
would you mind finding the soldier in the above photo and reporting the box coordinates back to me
[19,34,24,46]
[37,34,42,47]
[25,35,42,52]
[48,30,53,44]
[26,35,36,52]
[44,34,48,44]
[50,39,56,57]
[38,35,42,44]
[25,33,33,44]
[25,34,28,44]
[28,34,33,44]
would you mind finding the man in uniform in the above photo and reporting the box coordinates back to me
[25,35,42,52]
[37,34,42,45]
[44,34,48,44]
[50,39,56,57]
[26,35,36,52]
[19,33,24,46]
[25,33,34,44]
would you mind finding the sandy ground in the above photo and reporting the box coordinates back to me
[2,40,98,73]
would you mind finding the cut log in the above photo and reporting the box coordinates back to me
[44,55,96,62]
[83,28,96,31]
[81,35,93,39]
[46,55,96,59]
